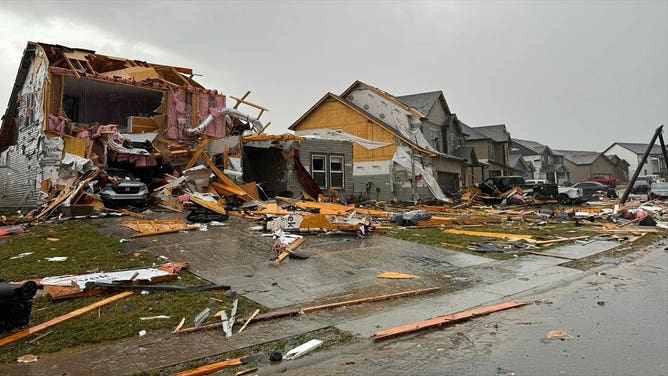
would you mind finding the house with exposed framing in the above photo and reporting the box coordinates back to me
[0,42,285,210]
[289,81,468,202]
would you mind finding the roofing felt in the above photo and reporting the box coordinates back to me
[554,149,604,165]
[609,142,666,155]
[395,91,442,117]
[473,124,509,143]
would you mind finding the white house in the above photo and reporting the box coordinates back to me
[603,142,666,178]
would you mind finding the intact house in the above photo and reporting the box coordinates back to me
[510,138,571,185]
[553,150,626,183]
[603,142,667,179]
[0,42,306,210]
[460,123,520,183]
[289,81,469,202]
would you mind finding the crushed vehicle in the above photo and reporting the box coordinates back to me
[572,181,617,201]
[98,168,149,208]
[478,176,558,200]
[649,182,668,200]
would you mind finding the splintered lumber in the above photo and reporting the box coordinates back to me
[0,291,133,348]
[275,238,305,264]
[171,356,247,376]
[237,308,260,333]
[200,152,253,201]
[189,194,227,215]
[174,287,441,334]
[444,229,535,242]
[299,287,441,314]
[534,236,590,246]
[184,137,211,170]
[373,301,527,341]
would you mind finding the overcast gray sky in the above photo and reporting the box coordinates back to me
[0,0,666,151]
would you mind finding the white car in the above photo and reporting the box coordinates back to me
[557,185,584,204]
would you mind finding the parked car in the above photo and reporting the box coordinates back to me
[99,168,149,208]
[580,176,617,187]
[631,180,651,194]
[557,185,584,204]
[571,181,616,201]
[649,182,668,200]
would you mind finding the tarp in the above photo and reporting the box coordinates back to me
[392,143,449,202]
[293,149,323,198]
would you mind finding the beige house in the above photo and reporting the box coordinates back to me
[554,150,617,183]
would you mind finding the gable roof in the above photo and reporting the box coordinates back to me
[474,124,510,143]
[340,80,425,118]
[554,149,607,165]
[460,122,489,141]
[395,91,443,117]
[605,142,666,155]
[509,150,535,172]
[289,92,436,156]
[511,138,548,154]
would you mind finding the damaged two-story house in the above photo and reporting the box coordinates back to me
[460,123,518,183]
[510,138,571,184]
[289,81,469,202]
[0,42,273,210]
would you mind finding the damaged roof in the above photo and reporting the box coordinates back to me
[395,91,445,118]
[554,149,607,165]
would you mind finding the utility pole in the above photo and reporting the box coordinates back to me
[619,125,667,204]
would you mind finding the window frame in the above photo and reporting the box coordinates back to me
[311,154,327,189]
[328,154,344,189]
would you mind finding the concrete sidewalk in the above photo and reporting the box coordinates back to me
[0,237,620,375]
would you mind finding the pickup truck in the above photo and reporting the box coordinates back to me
[580,176,617,187]
[529,179,584,204]
[478,176,558,200]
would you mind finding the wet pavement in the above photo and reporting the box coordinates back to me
[265,242,668,376]
[0,212,660,375]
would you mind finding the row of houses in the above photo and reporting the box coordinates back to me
[289,81,665,201]
[1,42,665,209]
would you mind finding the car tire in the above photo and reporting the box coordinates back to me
[557,194,570,205]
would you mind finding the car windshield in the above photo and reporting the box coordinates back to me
[652,183,668,189]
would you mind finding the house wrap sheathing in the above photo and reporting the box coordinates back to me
[290,81,464,202]
[0,42,252,210]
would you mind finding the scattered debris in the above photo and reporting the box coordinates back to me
[16,354,39,363]
[284,339,323,360]
[546,330,572,340]
[238,309,260,333]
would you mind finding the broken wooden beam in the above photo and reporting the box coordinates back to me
[0,291,133,348]
[534,235,590,246]
[373,301,528,341]
[171,356,247,376]
[299,287,440,314]
[174,287,441,334]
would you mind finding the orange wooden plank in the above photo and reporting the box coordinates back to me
[171,357,245,376]
[373,301,528,341]
[0,291,133,348]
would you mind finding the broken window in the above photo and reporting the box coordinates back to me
[329,155,344,189]
[311,154,326,188]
